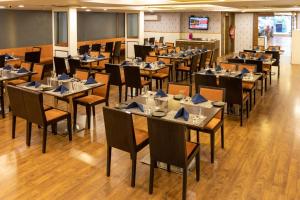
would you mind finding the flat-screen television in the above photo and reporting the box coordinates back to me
[189,16,209,30]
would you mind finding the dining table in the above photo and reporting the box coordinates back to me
[18,77,105,131]
[0,69,36,118]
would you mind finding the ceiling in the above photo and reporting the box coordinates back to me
[0,0,299,13]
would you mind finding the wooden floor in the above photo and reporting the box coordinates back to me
[1,55,300,200]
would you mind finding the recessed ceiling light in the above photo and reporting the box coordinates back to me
[103,8,107,11]
[0,6,5,9]
[18,5,24,8]
[81,6,87,9]
[85,9,91,12]
[218,0,225,2]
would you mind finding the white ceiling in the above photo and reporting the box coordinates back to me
[0,0,299,12]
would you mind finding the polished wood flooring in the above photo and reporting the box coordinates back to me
[1,56,300,200]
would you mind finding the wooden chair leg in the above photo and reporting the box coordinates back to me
[12,115,16,139]
[167,164,171,172]
[118,86,122,103]
[196,152,200,181]
[73,102,77,130]
[270,71,272,85]
[160,80,162,89]
[196,130,200,143]
[42,125,48,153]
[131,155,137,187]
[92,106,96,117]
[261,79,263,96]
[246,100,249,118]
[26,122,32,146]
[156,80,158,90]
[130,87,133,98]
[210,133,215,163]
[254,89,256,105]
[86,106,91,129]
[51,123,57,135]
[240,104,243,127]
[249,91,252,111]
[149,159,155,194]
[0,87,5,118]
[265,77,268,91]
[67,115,72,141]
[125,87,128,101]
[182,168,187,200]
[107,146,112,177]
[221,124,224,149]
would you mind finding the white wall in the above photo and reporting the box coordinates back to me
[234,13,254,53]
[297,13,300,29]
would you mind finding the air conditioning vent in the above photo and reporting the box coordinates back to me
[145,15,160,21]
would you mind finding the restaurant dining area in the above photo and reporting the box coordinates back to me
[1,0,300,200]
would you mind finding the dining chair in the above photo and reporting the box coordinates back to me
[228,58,245,64]
[54,56,68,75]
[245,59,265,95]
[24,51,41,70]
[266,50,280,78]
[175,47,181,53]
[105,42,114,62]
[112,41,122,64]
[194,73,217,93]
[148,51,156,56]
[219,76,249,126]
[78,45,90,55]
[103,107,149,187]
[196,86,225,163]
[123,66,152,101]
[0,55,5,68]
[176,54,198,83]
[149,37,155,45]
[198,51,208,70]
[253,45,265,51]
[7,62,32,86]
[267,45,280,51]
[147,117,200,200]
[7,85,72,153]
[145,56,158,63]
[244,49,256,53]
[152,66,170,89]
[167,82,191,97]
[158,49,167,55]
[220,62,237,71]
[105,64,125,102]
[208,49,217,67]
[155,42,163,47]
[144,38,149,45]
[68,58,81,77]
[91,43,101,53]
[237,64,257,110]
[73,72,110,129]
[159,37,164,44]
[31,63,44,81]
[158,57,173,80]
[165,42,174,48]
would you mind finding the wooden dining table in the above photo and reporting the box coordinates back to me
[0,69,36,118]
[115,92,222,130]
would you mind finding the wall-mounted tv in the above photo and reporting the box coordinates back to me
[189,16,209,30]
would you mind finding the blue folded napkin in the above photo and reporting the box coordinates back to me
[241,67,250,74]
[174,107,189,121]
[27,81,41,88]
[83,53,89,61]
[155,89,168,97]
[215,65,222,72]
[192,93,207,104]
[98,54,105,59]
[158,60,165,65]
[3,65,12,70]
[4,54,13,59]
[85,76,97,85]
[126,102,144,112]
[121,60,130,66]
[257,57,264,61]
[144,63,152,69]
[58,73,69,80]
[205,69,214,75]
[17,67,29,73]
[272,47,276,51]
[54,85,69,94]
[236,73,244,79]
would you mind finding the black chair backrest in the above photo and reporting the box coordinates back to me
[91,44,101,52]
[103,107,136,153]
[199,51,208,69]
[7,85,45,125]
[265,50,280,66]
[208,50,215,67]
[25,51,41,64]
[79,45,90,55]
[0,55,5,68]
[159,37,164,43]
[195,74,217,93]
[190,54,199,72]
[149,37,155,45]
[123,66,141,88]
[54,57,67,75]
[228,58,245,64]
[105,42,114,55]
[144,38,148,45]
[134,45,142,59]
[105,64,122,86]
[245,59,263,72]
[142,46,153,61]
[113,41,122,57]
[68,58,81,76]
[147,117,187,168]
[244,49,256,53]
[219,76,243,104]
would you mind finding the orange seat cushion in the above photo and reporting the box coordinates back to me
[75,95,105,105]
[177,66,190,71]
[243,82,255,90]
[141,79,151,86]
[135,129,149,146]
[152,73,168,79]
[186,142,197,158]
[205,117,221,130]
[45,109,68,122]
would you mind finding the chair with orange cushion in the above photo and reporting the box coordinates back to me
[147,117,200,200]
[123,66,152,101]
[152,66,169,89]
[7,62,32,86]
[31,63,44,81]
[148,51,156,56]
[7,85,72,153]
[220,62,237,71]
[73,72,110,129]
[165,42,175,48]
[103,106,149,187]
[167,82,191,97]
[195,86,225,163]
[105,64,125,102]
[145,56,158,63]
[158,57,173,81]
[175,54,199,83]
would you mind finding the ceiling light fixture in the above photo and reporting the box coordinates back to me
[103,8,107,11]
[86,9,91,12]
[81,6,87,9]
[18,5,24,8]
[0,6,5,9]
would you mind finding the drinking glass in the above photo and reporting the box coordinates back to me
[198,108,205,119]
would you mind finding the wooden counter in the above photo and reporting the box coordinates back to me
[176,39,220,56]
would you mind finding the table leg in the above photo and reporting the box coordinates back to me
[0,81,5,118]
